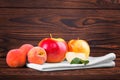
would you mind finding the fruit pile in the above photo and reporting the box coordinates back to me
[6,36,90,67]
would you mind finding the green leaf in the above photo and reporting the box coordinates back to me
[84,60,89,65]
[79,59,84,64]
[70,57,89,65]
[70,57,81,64]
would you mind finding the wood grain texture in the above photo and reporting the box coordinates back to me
[0,0,120,9]
[0,1,120,80]
[0,9,120,57]
[0,58,120,80]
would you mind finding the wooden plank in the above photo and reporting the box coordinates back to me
[0,0,120,9]
[0,58,120,80]
[0,9,120,58]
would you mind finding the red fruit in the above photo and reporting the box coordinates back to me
[38,38,68,63]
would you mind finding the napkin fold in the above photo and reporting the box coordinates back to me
[26,53,116,71]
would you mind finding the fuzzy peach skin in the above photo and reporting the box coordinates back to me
[27,47,47,64]
[19,44,34,56]
[6,49,26,67]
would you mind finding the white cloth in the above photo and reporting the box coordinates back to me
[26,53,116,71]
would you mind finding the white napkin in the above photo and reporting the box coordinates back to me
[26,53,116,71]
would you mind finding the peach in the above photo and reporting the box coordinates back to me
[6,49,26,67]
[27,46,47,64]
[19,44,34,56]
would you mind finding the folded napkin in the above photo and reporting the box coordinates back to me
[26,53,116,71]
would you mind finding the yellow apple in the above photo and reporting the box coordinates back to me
[68,39,90,59]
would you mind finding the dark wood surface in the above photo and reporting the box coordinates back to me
[0,0,120,80]
[0,58,120,80]
[0,0,120,9]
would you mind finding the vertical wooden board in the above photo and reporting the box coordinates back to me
[0,9,120,57]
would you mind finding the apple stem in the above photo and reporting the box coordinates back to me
[50,34,53,38]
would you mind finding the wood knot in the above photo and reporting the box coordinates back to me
[83,18,96,25]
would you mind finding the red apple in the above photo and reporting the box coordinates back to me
[6,49,26,67]
[38,38,68,63]
[27,46,47,64]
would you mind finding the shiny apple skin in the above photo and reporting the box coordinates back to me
[38,38,68,63]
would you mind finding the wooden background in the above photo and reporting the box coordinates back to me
[0,0,120,80]
[0,0,120,58]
